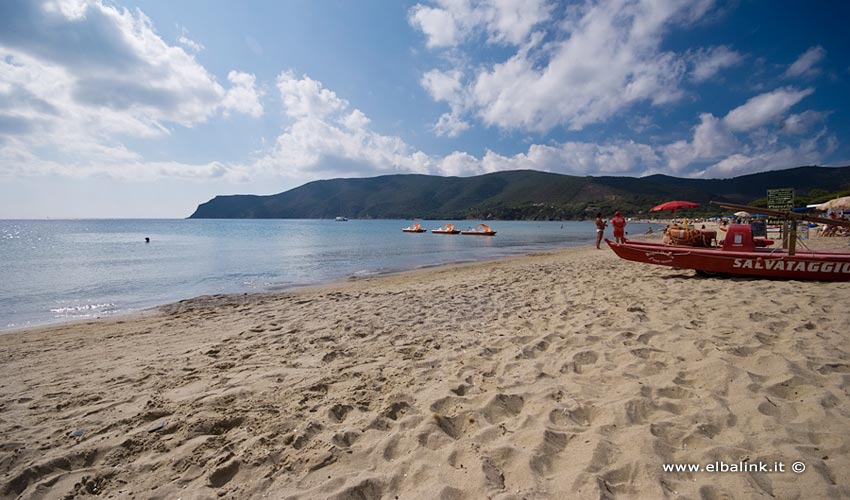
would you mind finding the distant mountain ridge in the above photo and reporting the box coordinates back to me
[188,166,850,220]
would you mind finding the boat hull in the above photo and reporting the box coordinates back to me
[606,239,850,281]
[432,230,461,234]
[402,229,427,233]
[460,231,496,236]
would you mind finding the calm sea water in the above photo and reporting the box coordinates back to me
[0,219,650,331]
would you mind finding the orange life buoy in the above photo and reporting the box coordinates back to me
[665,226,716,247]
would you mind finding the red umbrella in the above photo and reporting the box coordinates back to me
[650,200,699,213]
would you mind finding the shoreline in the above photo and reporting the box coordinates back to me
[1,244,591,337]
[2,234,616,335]
[3,218,620,334]
[2,236,849,498]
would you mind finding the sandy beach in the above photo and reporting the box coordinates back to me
[2,236,850,499]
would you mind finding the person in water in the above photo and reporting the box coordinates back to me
[611,211,627,244]
[595,212,607,249]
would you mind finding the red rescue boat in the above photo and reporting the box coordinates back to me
[607,223,850,281]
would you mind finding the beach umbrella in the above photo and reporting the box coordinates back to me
[649,200,700,215]
[650,200,700,212]
[811,196,850,211]
[734,211,751,218]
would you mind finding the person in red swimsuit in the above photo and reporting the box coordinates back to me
[611,210,627,244]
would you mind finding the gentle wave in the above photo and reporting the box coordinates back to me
[49,303,118,315]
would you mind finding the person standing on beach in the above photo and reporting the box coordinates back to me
[595,212,607,249]
[611,211,627,244]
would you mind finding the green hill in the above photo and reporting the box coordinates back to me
[189,166,850,220]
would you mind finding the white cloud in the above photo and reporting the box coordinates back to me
[697,131,835,178]
[0,0,263,181]
[0,133,247,181]
[256,117,432,178]
[439,151,488,176]
[782,110,827,135]
[342,109,370,130]
[692,113,737,158]
[434,112,471,137]
[689,45,743,82]
[784,46,825,79]
[408,0,550,48]
[6,66,830,187]
[255,73,668,180]
[657,90,835,179]
[723,87,813,131]
[177,25,205,53]
[421,69,464,102]
[277,71,348,119]
[481,0,551,45]
[415,0,712,134]
[507,141,662,175]
[256,73,434,178]
[421,69,470,137]
[178,36,204,52]
[408,4,459,48]
[222,71,263,117]
[663,113,737,171]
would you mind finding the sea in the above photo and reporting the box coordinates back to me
[0,219,652,331]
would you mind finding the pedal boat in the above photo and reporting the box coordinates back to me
[460,224,496,236]
[432,224,461,234]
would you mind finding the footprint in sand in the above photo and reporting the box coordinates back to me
[480,393,524,424]
[290,421,323,450]
[585,439,616,474]
[382,400,412,421]
[328,403,353,423]
[765,376,810,400]
[699,484,736,500]
[817,363,850,375]
[549,403,595,428]
[428,412,475,441]
[529,430,571,477]
[656,386,695,400]
[624,398,668,425]
[598,462,638,497]
[208,459,240,488]
[429,396,466,414]
[450,383,472,396]
[331,478,384,500]
[481,457,506,490]
[630,347,665,360]
[331,430,359,448]
[569,351,599,374]
[757,397,798,420]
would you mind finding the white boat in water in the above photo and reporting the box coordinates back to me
[335,216,348,221]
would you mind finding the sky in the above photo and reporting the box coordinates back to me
[1,0,849,218]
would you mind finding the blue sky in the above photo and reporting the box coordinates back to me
[1,0,848,218]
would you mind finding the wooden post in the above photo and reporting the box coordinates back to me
[781,220,789,249]
[788,219,797,256]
